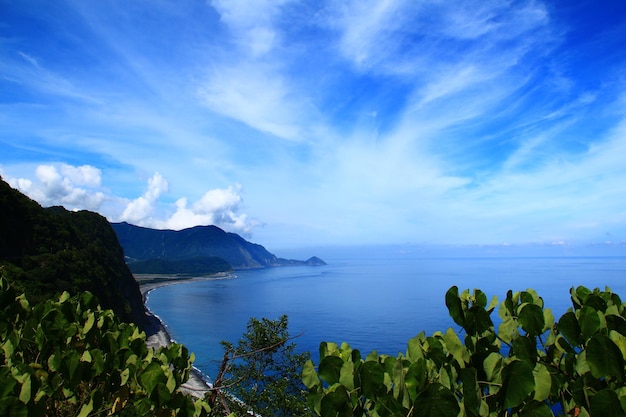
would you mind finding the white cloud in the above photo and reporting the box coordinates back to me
[60,164,102,187]
[7,164,106,211]
[210,0,292,57]
[120,172,169,223]
[158,185,258,235]
[3,164,260,236]
[329,0,407,70]
[119,173,261,235]
[197,63,308,140]
[329,0,551,78]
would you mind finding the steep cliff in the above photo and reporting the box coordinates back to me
[0,178,147,326]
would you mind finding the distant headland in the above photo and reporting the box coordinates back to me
[110,222,326,274]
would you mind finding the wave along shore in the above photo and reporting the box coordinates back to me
[137,273,234,398]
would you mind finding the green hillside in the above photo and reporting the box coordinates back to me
[111,221,325,269]
[0,178,146,325]
[128,256,232,275]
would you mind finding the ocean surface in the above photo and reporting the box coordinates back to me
[145,252,626,381]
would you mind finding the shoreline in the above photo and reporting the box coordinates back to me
[138,272,234,398]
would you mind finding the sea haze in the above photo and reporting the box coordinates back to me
[145,249,626,381]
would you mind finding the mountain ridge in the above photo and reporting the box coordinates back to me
[110,222,326,270]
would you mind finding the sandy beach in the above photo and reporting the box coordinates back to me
[138,273,232,398]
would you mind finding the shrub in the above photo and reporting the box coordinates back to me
[0,273,211,416]
[303,286,626,417]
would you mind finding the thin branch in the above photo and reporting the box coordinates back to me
[229,332,304,361]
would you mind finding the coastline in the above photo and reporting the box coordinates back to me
[138,273,233,398]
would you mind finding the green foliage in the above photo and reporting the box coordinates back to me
[0,273,211,416]
[0,179,145,324]
[128,256,232,275]
[210,315,313,416]
[303,285,626,417]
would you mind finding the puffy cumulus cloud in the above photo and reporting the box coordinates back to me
[6,164,106,211]
[119,175,259,235]
[120,172,169,224]
[157,185,260,236]
[60,164,102,187]
[3,164,260,236]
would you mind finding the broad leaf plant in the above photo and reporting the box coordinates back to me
[303,285,626,417]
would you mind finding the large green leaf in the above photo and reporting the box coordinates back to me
[318,356,345,385]
[572,286,591,308]
[579,307,603,341]
[82,312,95,335]
[520,400,554,417]
[464,306,493,335]
[339,361,355,391]
[139,362,167,395]
[518,304,545,337]
[405,358,427,398]
[504,290,515,316]
[460,368,481,417]
[320,385,353,417]
[302,360,320,389]
[474,290,488,309]
[446,286,465,327]
[0,369,17,400]
[66,351,80,381]
[557,312,581,347]
[483,352,502,382]
[498,317,520,344]
[589,389,626,417]
[91,349,105,376]
[443,327,468,366]
[407,334,425,362]
[512,336,537,365]
[586,334,624,380]
[584,294,607,311]
[532,364,551,402]
[501,360,535,409]
[414,383,460,417]
[18,375,31,404]
[360,361,384,398]
[543,308,555,332]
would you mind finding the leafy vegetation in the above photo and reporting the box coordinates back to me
[210,315,313,416]
[0,272,211,416]
[303,286,626,417]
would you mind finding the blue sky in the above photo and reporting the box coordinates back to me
[1,0,626,251]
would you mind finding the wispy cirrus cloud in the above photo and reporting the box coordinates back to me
[197,63,310,141]
[2,0,626,248]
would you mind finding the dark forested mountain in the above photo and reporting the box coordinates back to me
[111,222,326,269]
[127,256,232,275]
[0,178,147,326]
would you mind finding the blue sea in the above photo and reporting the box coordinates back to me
[145,249,626,381]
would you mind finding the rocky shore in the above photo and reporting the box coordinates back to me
[138,274,232,398]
